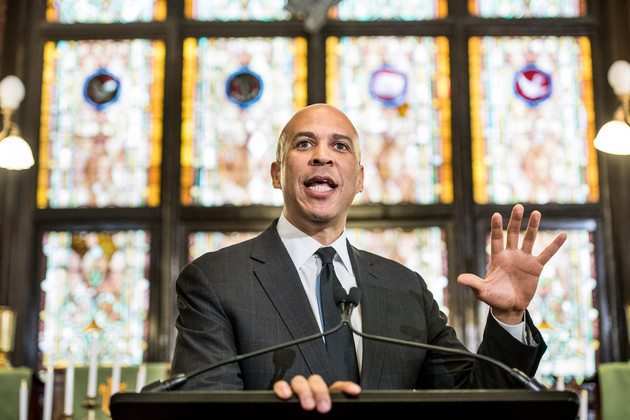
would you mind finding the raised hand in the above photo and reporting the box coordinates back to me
[457,204,567,325]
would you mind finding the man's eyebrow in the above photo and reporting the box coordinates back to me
[330,133,353,142]
[292,131,316,140]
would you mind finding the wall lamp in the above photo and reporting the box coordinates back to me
[594,60,630,155]
[0,75,34,170]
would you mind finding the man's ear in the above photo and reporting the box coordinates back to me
[271,161,282,189]
[357,165,364,193]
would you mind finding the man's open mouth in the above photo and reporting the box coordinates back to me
[305,177,337,192]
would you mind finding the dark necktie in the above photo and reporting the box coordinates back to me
[316,247,359,383]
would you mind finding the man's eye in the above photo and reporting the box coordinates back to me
[296,140,311,148]
[334,143,349,150]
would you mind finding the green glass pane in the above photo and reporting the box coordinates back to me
[39,230,151,367]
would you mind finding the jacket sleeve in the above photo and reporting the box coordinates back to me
[413,273,546,389]
[169,261,245,390]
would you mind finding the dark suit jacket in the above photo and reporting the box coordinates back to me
[170,220,546,390]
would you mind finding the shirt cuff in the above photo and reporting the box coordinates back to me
[490,309,531,345]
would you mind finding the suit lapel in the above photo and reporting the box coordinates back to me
[251,222,336,384]
[347,242,388,389]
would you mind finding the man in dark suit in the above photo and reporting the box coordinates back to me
[170,104,567,413]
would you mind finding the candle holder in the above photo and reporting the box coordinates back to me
[81,396,97,420]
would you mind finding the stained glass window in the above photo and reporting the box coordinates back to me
[189,231,259,261]
[189,227,448,313]
[327,36,452,205]
[469,0,587,18]
[470,36,598,204]
[180,37,307,206]
[37,39,164,209]
[46,0,167,23]
[330,0,447,20]
[185,0,290,21]
[484,229,598,384]
[39,230,151,368]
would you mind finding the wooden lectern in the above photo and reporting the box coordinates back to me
[110,389,579,419]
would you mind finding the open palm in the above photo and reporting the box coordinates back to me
[457,204,567,325]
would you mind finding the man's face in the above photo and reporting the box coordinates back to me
[271,104,364,235]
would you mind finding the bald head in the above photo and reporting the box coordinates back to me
[276,104,361,164]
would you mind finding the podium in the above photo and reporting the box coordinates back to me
[110,389,579,419]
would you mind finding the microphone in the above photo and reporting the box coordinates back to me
[337,286,546,391]
[142,297,350,392]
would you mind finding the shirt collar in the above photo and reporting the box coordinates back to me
[277,213,352,272]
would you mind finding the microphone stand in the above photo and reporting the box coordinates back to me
[145,287,545,392]
[142,320,345,392]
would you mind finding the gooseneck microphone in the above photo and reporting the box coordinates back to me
[338,287,546,391]
[142,292,350,393]
[144,286,545,392]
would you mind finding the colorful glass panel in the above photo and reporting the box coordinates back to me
[327,36,452,205]
[331,0,447,20]
[347,226,449,313]
[485,229,598,384]
[469,0,587,18]
[470,36,598,204]
[185,0,289,21]
[189,231,259,260]
[39,230,151,367]
[180,37,307,206]
[46,0,167,23]
[38,39,164,209]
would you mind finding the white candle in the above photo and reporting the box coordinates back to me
[556,375,565,391]
[64,353,75,415]
[42,366,54,420]
[135,365,146,392]
[87,331,99,398]
[579,389,589,420]
[19,379,28,420]
[110,351,121,396]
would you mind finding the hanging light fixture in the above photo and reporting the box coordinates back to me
[594,60,630,155]
[0,75,34,170]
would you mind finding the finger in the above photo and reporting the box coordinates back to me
[289,375,316,411]
[329,380,361,395]
[537,232,567,265]
[489,212,505,256]
[273,380,293,400]
[520,210,541,255]
[505,204,524,249]
[306,374,333,413]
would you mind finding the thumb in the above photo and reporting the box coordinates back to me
[457,273,484,291]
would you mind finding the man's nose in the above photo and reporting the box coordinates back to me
[311,143,333,165]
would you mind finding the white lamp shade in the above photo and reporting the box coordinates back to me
[607,60,630,96]
[0,75,25,110]
[0,135,34,169]
[594,121,630,155]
